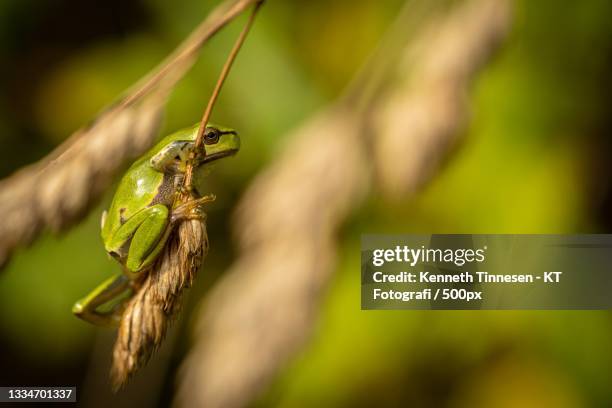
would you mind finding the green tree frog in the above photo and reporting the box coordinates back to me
[73,123,239,326]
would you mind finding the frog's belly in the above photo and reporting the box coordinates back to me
[151,172,180,207]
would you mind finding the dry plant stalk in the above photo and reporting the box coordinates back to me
[0,0,261,269]
[372,0,511,196]
[176,1,511,408]
[182,0,263,198]
[111,218,208,390]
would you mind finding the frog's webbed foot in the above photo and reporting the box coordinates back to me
[171,194,216,223]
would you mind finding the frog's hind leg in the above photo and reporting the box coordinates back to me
[130,196,212,270]
[135,222,173,273]
[118,204,169,272]
[73,273,131,327]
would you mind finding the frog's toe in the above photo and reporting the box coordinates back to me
[72,301,85,316]
[125,258,144,273]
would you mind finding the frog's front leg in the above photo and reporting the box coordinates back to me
[72,273,130,327]
[105,204,170,272]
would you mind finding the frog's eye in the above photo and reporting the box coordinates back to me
[204,129,220,145]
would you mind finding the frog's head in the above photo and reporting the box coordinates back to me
[200,124,240,163]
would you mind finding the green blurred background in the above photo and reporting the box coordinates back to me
[0,0,611,407]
